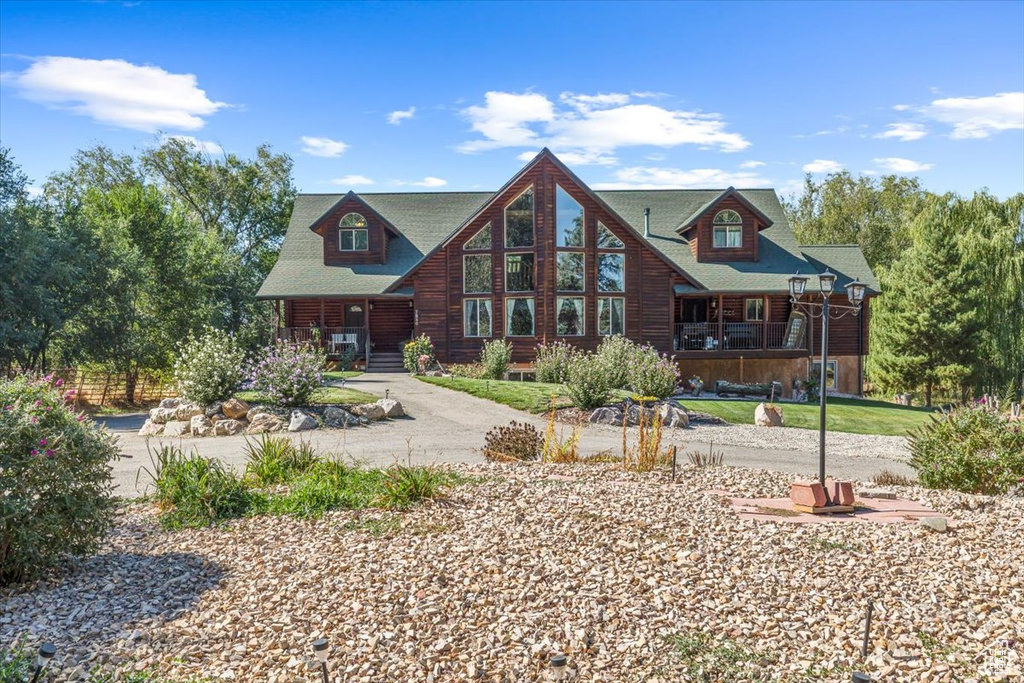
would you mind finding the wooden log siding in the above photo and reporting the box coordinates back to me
[690,195,763,263]
[409,156,684,364]
[312,195,390,266]
[369,298,414,353]
[807,295,872,356]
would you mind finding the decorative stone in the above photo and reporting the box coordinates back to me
[754,402,785,427]
[158,397,180,410]
[657,403,689,428]
[376,398,405,418]
[221,398,250,420]
[209,413,226,423]
[589,406,624,426]
[919,516,948,533]
[626,403,655,426]
[148,407,176,424]
[215,419,247,436]
[790,481,827,508]
[860,488,897,500]
[190,415,215,437]
[163,420,191,437]
[204,401,224,418]
[246,406,273,422]
[138,419,164,437]
[350,403,386,421]
[828,480,855,506]
[174,402,204,422]
[288,410,317,432]
[324,406,364,428]
[247,413,285,434]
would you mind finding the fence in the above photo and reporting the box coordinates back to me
[2,368,178,408]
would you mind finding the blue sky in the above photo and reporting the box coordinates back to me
[2,0,1022,199]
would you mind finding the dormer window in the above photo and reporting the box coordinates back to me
[339,212,369,251]
[712,210,742,248]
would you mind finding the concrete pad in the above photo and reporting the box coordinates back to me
[719,492,946,525]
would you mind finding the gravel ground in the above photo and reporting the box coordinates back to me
[687,423,912,462]
[2,464,1021,682]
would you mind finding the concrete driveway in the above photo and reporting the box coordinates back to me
[102,372,914,497]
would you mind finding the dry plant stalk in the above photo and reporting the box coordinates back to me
[543,402,582,463]
[622,407,670,472]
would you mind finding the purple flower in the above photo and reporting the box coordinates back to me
[45,449,54,458]
[30,449,38,456]
[55,378,64,388]
[34,399,43,407]
[30,416,37,424]
[39,438,47,446]
[3,405,11,411]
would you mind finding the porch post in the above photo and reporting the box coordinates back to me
[319,299,326,349]
[762,294,768,349]
[717,294,724,348]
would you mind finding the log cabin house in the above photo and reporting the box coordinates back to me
[257,150,878,396]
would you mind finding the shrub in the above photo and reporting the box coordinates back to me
[873,469,916,487]
[565,353,612,410]
[244,434,321,486]
[533,341,579,384]
[143,444,255,529]
[173,326,245,405]
[479,338,513,380]
[0,374,121,585]
[483,421,543,461]
[250,340,326,406]
[449,362,485,379]
[595,335,638,389]
[403,334,435,374]
[267,460,385,517]
[908,404,1024,495]
[627,345,680,399]
[379,464,447,509]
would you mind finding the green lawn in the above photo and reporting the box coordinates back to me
[672,396,936,436]
[323,370,364,382]
[234,385,376,406]
[417,376,631,413]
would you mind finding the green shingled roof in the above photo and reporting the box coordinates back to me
[258,184,877,299]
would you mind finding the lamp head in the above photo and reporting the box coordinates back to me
[789,273,809,298]
[846,279,867,305]
[36,642,56,669]
[550,653,568,680]
[818,269,837,296]
[312,637,329,663]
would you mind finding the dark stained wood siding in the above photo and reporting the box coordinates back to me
[807,295,871,356]
[692,195,762,262]
[312,196,389,266]
[369,299,414,353]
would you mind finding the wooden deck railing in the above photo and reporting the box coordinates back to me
[673,322,805,352]
[277,326,368,358]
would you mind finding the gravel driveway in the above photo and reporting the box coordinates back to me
[104,373,915,497]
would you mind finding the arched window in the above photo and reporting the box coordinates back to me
[338,212,368,251]
[712,209,742,248]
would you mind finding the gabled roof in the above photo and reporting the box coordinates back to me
[800,245,880,293]
[309,190,403,238]
[675,186,775,234]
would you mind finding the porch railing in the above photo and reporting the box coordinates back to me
[277,326,368,358]
[674,322,805,352]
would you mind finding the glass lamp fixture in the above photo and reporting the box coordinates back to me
[788,273,809,298]
[36,643,56,669]
[312,638,329,663]
[550,653,568,681]
[818,269,837,295]
[846,279,867,305]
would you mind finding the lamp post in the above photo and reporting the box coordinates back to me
[28,642,56,683]
[789,271,866,504]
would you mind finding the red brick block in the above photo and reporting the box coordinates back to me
[828,480,855,506]
[790,481,827,508]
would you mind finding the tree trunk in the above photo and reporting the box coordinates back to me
[925,382,933,407]
[125,369,139,404]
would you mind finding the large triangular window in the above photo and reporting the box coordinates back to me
[464,223,492,250]
[597,222,624,249]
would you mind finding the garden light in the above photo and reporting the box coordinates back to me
[818,269,837,296]
[549,653,568,681]
[788,273,808,298]
[312,637,329,683]
[29,642,56,683]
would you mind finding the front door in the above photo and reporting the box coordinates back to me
[345,304,365,329]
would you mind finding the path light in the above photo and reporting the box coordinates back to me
[312,638,329,683]
[385,388,390,399]
[852,673,872,682]
[549,653,568,681]
[29,642,56,683]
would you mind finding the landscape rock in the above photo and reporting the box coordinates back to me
[589,406,624,426]
[288,410,317,432]
[214,419,247,436]
[190,415,215,437]
[350,403,386,421]
[148,407,176,425]
[221,398,250,420]
[174,402,204,422]
[138,419,164,437]
[375,398,405,418]
[625,403,655,425]
[324,406,364,428]
[209,412,226,423]
[162,420,191,437]
[204,401,224,418]
[246,405,274,422]
[247,413,285,434]
[158,397,180,410]
[754,402,785,427]
[860,488,897,500]
[657,403,689,428]
[919,516,948,533]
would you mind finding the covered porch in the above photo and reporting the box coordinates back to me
[673,291,808,354]
[271,297,414,364]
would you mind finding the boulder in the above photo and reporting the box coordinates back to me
[190,415,215,437]
[215,419,247,436]
[246,405,274,422]
[350,403,386,421]
[589,406,624,426]
[221,397,250,420]
[324,406,364,428]
[159,397,180,410]
[375,398,405,419]
[204,401,224,418]
[288,409,317,432]
[754,402,785,427]
[138,419,164,437]
[919,516,948,533]
[149,407,176,425]
[657,403,690,428]
[625,403,655,426]
[209,412,227,423]
[174,402,204,422]
[163,420,191,437]
[247,413,285,434]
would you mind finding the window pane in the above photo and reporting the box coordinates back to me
[556,185,584,247]
[598,253,625,292]
[354,229,368,250]
[556,252,585,291]
[506,297,534,336]
[340,230,354,250]
[597,221,624,249]
[612,298,625,335]
[340,212,367,228]
[556,297,584,336]
[505,187,534,248]
[712,227,727,248]
[713,209,741,224]
[506,253,535,292]
[465,299,479,337]
[464,254,492,293]
[464,223,492,250]
[479,299,492,336]
[727,226,742,247]
[598,297,625,336]
[745,298,763,321]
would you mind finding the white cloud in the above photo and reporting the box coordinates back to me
[802,159,844,174]
[458,90,749,157]
[874,122,927,142]
[387,106,416,125]
[872,157,934,173]
[26,185,43,199]
[328,175,374,186]
[163,134,223,155]
[923,91,1024,139]
[591,166,771,190]
[7,56,227,131]
[892,104,912,112]
[738,160,765,169]
[645,152,667,161]
[794,126,850,139]
[515,149,618,166]
[300,136,349,158]
[393,176,448,188]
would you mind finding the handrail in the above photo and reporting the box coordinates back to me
[674,322,804,351]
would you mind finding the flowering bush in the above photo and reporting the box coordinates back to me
[479,339,513,380]
[250,341,326,407]
[595,335,638,389]
[0,374,120,585]
[403,335,435,374]
[533,341,579,384]
[627,345,680,399]
[908,404,1024,495]
[565,353,612,410]
[173,326,246,405]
